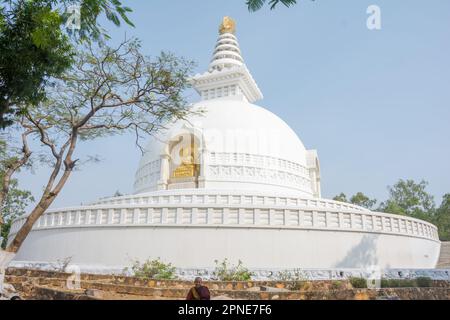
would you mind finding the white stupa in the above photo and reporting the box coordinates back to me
[9,17,441,275]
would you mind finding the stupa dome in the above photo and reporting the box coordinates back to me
[134,98,319,195]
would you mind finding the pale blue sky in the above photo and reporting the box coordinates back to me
[19,0,450,209]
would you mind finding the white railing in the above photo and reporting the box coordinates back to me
[8,192,440,242]
[90,191,369,211]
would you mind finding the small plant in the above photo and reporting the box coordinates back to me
[277,270,294,282]
[124,258,177,280]
[276,269,308,291]
[349,277,368,289]
[331,280,343,290]
[212,258,253,281]
[53,256,72,272]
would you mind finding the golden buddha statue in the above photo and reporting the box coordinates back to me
[219,16,236,35]
[172,143,199,178]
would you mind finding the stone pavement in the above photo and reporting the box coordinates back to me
[4,268,450,300]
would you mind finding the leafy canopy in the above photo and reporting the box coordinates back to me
[0,0,134,128]
[435,194,450,241]
[332,192,376,210]
[246,0,299,11]
[350,192,377,210]
[333,193,348,203]
[0,175,34,249]
[378,179,435,219]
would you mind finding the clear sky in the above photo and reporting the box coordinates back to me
[18,0,450,209]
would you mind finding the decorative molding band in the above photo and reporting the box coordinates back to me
[133,152,312,194]
[208,152,310,176]
[9,193,439,243]
[91,191,369,211]
[207,166,310,190]
[7,261,450,280]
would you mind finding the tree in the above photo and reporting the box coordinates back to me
[378,179,435,220]
[435,194,450,241]
[333,192,376,210]
[349,192,377,210]
[1,38,195,258]
[246,0,299,11]
[332,181,449,241]
[333,192,348,203]
[0,0,134,128]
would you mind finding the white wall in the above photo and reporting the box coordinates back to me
[13,226,440,270]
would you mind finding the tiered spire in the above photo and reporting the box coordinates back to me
[209,17,243,71]
[190,17,263,103]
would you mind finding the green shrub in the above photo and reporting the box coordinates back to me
[415,277,432,287]
[213,258,253,281]
[381,279,402,288]
[125,258,177,280]
[404,279,416,287]
[381,278,426,288]
[349,277,368,288]
[386,279,402,288]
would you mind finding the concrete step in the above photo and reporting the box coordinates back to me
[5,268,355,291]
[438,242,450,268]
[30,284,450,300]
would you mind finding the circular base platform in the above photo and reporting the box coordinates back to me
[9,190,441,270]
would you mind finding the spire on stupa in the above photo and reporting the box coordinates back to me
[209,17,243,71]
[190,17,263,103]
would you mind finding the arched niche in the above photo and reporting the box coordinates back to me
[164,133,202,190]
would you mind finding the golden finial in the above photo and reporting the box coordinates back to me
[219,16,236,34]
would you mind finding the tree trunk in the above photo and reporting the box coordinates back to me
[0,250,15,294]
[5,159,74,253]
[6,198,54,254]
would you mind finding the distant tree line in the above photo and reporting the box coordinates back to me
[333,179,450,241]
